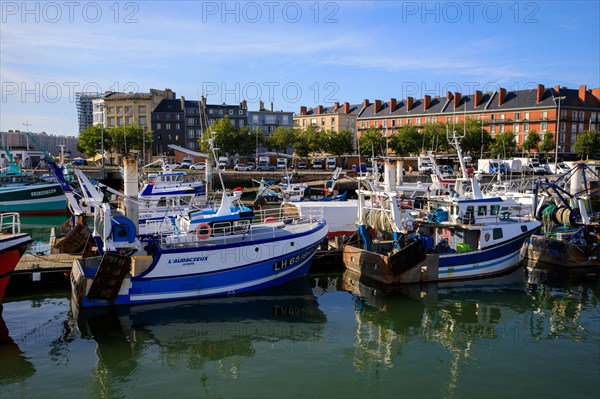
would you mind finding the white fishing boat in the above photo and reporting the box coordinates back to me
[343,129,541,284]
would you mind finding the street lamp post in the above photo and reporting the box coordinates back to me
[22,122,31,150]
[553,95,566,167]
[480,114,485,160]
[98,104,105,179]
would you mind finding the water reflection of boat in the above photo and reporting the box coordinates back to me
[0,313,36,384]
[72,278,327,381]
[336,267,599,396]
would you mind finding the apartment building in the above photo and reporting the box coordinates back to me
[356,84,600,155]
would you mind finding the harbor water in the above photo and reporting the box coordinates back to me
[1,219,599,398]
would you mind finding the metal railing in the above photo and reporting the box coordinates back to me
[0,212,21,234]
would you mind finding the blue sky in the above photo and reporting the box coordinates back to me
[1,0,599,136]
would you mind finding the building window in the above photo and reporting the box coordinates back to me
[572,111,578,121]
[176,124,180,130]
[490,114,495,120]
[239,119,244,126]
[514,112,520,120]
[432,117,437,123]
[166,114,171,121]
[310,118,317,126]
[541,121,547,132]
[499,124,504,133]
[416,118,422,126]
[571,124,577,133]
[219,110,223,115]
[117,116,123,126]
[391,119,396,127]
[490,125,495,134]
[454,116,459,123]
[239,110,244,115]
[302,120,306,127]
[591,112,597,122]
[321,118,325,126]
[282,115,289,124]
[446,117,451,123]
[542,111,548,120]
[209,109,214,115]
[107,117,114,127]
[156,123,161,130]
[524,112,529,120]
[166,123,171,130]
[176,114,181,121]
[360,121,364,128]
[125,106,132,114]
[500,114,505,120]
[127,116,133,125]
[579,123,584,132]
[139,116,146,126]
[188,130,195,138]
[524,123,529,133]
[229,110,234,115]
[266,115,276,124]
[331,117,335,125]
[138,105,146,114]
[561,122,566,132]
[107,107,114,114]
[117,106,123,114]
[514,123,520,133]
[187,118,194,125]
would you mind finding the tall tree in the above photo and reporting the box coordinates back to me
[238,126,264,157]
[108,125,153,157]
[210,116,239,156]
[77,124,104,157]
[422,123,450,153]
[522,130,541,153]
[540,131,556,154]
[323,129,354,157]
[573,130,600,160]
[357,127,386,157]
[490,131,517,158]
[294,127,319,159]
[454,120,491,156]
[389,125,421,155]
[267,127,296,154]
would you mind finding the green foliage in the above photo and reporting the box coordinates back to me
[267,127,296,154]
[358,128,386,157]
[210,116,239,156]
[422,123,449,153]
[108,125,153,157]
[77,124,103,157]
[323,129,354,156]
[389,125,421,155]
[238,126,264,157]
[522,130,541,153]
[294,126,319,158]
[573,130,600,159]
[454,120,491,156]
[490,131,517,158]
[540,131,555,153]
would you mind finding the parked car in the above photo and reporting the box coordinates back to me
[246,162,255,170]
[418,162,434,174]
[297,161,307,169]
[524,162,547,175]
[234,163,251,171]
[70,159,88,166]
[181,157,193,169]
[256,163,275,171]
[189,162,205,170]
[166,163,181,169]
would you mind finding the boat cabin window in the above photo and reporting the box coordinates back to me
[233,220,250,234]
[493,228,503,240]
[477,206,487,216]
[491,205,500,216]
[521,225,528,232]
[212,222,232,236]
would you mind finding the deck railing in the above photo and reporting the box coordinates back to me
[0,212,21,234]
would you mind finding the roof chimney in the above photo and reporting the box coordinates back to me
[270,101,273,112]
[374,99,382,113]
[180,97,185,111]
[406,96,414,111]
[423,95,431,111]
[333,102,340,111]
[317,105,323,115]
[497,88,506,106]
[579,85,587,102]
[473,91,482,108]
[554,85,561,93]
[300,106,307,115]
[242,100,247,109]
[362,99,369,109]
[446,91,453,100]
[389,98,397,113]
[592,88,600,101]
[343,102,350,114]
[454,92,462,109]
[259,100,264,111]
[536,84,545,103]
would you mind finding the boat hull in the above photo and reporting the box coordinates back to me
[0,233,32,303]
[0,183,67,216]
[343,229,536,285]
[522,234,600,268]
[71,221,328,307]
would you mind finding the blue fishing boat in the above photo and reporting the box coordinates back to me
[70,140,328,308]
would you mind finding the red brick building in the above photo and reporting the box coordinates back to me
[355,84,600,155]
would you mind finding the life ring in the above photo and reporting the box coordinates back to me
[283,192,291,201]
[484,232,490,241]
[196,223,212,240]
